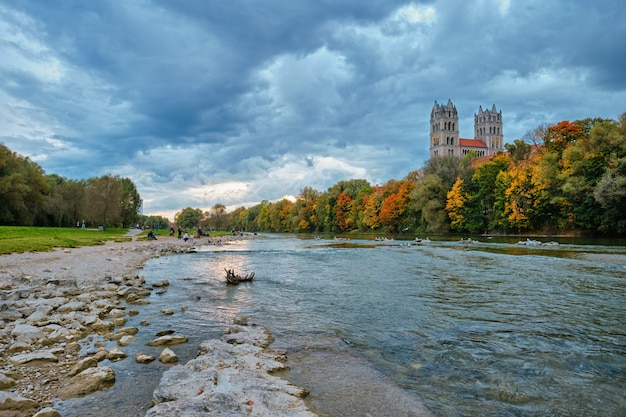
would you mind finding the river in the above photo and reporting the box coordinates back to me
[56,234,626,416]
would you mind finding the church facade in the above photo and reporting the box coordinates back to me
[429,99,503,158]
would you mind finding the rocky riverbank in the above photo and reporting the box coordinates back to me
[146,318,316,416]
[0,235,282,417]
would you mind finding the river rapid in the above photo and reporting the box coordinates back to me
[57,234,626,417]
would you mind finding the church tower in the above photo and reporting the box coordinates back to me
[430,99,459,158]
[474,104,503,153]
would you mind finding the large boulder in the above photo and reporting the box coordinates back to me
[57,366,115,398]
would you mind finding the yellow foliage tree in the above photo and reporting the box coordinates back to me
[445,178,471,231]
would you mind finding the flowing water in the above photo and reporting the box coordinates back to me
[56,235,626,417]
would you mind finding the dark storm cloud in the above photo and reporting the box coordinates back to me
[1,0,625,217]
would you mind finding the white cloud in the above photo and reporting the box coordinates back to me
[256,46,353,124]
[394,4,436,25]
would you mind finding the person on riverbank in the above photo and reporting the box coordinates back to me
[148,230,157,240]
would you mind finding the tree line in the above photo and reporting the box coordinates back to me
[220,113,625,236]
[3,111,624,236]
[0,144,141,228]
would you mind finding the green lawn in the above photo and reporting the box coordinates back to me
[0,226,132,255]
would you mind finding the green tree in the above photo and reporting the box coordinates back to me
[175,207,203,230]
[505,139,533,163]
[208,203,227,231]
[423,155,468,189]
[468,153,511,232]
[85,175,124,228]
[120,178,141,228]
[593,158,626,233]
[0,144,50,225]
[412,174,448,233]
[42,175,84,227]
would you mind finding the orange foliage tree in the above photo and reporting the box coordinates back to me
[378,180,414,232]
[335,192,353,231]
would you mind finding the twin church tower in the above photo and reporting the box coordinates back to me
[429,99,503,158]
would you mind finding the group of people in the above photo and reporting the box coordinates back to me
[175,226,207,242]
[146,225,210,243]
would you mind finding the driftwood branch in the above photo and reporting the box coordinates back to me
[224,268,255,285]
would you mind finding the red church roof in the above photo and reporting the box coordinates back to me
[459,138,487,148]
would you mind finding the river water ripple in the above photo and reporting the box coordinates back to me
[57,235,626,417]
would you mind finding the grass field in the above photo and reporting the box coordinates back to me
[0,226,132,255]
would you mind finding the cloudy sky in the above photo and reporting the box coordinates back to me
[1,1,625,219]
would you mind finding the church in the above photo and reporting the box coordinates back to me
[430,99,503,158]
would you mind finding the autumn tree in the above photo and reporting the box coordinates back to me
[446,178,471,232]
[267,199,293,232]
[335,192,353,231]
[378,180,414,232]
[362,187,384,230]
[294,186,319,232]
[543,120,586,156]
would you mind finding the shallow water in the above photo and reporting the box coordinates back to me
[57,235,626,416]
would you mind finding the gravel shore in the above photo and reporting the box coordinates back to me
[0,233,248,415]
